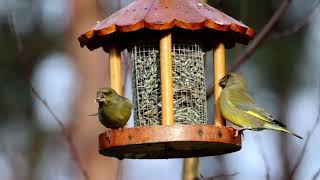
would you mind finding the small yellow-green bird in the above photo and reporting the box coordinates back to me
[218,73,302,139]
[95,87,132,130]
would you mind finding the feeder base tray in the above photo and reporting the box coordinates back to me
[99,124,241,159]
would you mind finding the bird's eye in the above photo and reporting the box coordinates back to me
[226,74,231,79]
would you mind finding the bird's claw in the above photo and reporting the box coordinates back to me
[105,128,111,142]
[234,128,245,137]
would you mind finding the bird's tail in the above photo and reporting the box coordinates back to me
[265,123,303,139]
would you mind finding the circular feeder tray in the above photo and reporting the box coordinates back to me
[99,124,241,159]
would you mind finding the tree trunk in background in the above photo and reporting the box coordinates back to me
[65,0,119,179]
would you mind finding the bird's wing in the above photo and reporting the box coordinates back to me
[233,102,287,127]
[229,90,287,127]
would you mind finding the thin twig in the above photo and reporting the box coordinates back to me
[289,83,320,179]
[312,168,320,180]
[9,13,89,180]
[230,0,290,72]
[270,0,320,40]
[254,135,271,180]
[9,15,24,53]
[8,14,30,79]
[201,172,240,180]
[31,87,89,180]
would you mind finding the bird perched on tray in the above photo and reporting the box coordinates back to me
[92,87,132,137]
[218,73,302,139]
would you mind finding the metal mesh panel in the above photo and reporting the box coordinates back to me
[172,41,207,124]
[130,42,162,126]
[129,40,207,127]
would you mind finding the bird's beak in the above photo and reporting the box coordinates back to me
[219,76,227,88]
[95,92,106,102]
[96,91,105,103]
[95,97,106,103]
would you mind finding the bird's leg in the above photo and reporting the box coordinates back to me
[105,128,111,141]
[234,128,246,137]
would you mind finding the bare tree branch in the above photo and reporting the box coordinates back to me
[9,15,24,53]
[230,0,290,72]
[270,0,320,40]
[9,13,89,180]
[289,83,320,179]
[312,168,320,180]
[31,87,90,180]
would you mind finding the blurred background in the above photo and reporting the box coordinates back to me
[0,0,319,179]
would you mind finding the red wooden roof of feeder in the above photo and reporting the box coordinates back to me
[78,0,255,51]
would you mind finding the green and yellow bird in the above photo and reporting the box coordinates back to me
[218,73,302,139]
[95,87,132,130]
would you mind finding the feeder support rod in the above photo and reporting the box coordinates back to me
[183,158,199,180]
[109,47,122,95]
[213,43,226,126]
[160,31,174,125]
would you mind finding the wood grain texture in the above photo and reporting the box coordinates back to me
[160,31,174,126]
[99,124,241,159]
[78,0,255,51]
[109,47,122,95]
[183,158,199,180]
[213,43,226,126]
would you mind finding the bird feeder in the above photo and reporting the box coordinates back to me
[78,0,255,159]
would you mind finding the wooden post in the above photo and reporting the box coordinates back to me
[182,158,199,180]
[109,47,122,95]
[160,31,174,126]
[213,43,226,126]
[109,46,123,180]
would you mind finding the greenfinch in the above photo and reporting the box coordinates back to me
[95,87,132,130]
[218,73,302,139]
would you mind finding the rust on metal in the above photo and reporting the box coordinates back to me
[99,124,241,159]
[78,0,255,51]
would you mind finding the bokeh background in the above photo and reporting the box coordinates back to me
[0,0,319,179]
